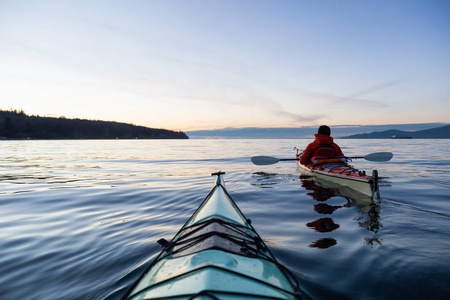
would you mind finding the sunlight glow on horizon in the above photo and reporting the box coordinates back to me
[1,0,449,131]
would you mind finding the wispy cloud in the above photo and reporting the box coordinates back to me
[175,87,326,125]
[274,109,325,123]
[347,80,403,99]
[296,86,392,108]
[323,94,388,108]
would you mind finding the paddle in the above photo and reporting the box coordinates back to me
[349,152,394,162]
[251,156,298,165]
[251,152,393,165]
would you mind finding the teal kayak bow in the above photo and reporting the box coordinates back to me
[122,172,301,300]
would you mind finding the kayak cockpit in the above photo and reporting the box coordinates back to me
[168,216,266,258]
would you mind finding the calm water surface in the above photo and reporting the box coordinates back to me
[1,139,449,299]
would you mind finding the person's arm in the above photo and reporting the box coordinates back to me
[300,144,313,165]
[332,144,344,157]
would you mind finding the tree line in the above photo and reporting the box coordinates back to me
[0,109,188,139]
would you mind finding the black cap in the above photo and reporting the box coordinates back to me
[318,125,331,136]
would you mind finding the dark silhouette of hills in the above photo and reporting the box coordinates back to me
[186,123,447,139]
[0,109,188,140]
[342,125,450,139]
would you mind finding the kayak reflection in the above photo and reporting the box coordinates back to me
[314,203,348,214]
[309,238,337,249]
[300,175,381,249]
[306,218,340,232]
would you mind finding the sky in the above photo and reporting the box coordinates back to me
[1,0,449,131]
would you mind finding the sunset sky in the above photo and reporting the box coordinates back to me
[1,0,449,131]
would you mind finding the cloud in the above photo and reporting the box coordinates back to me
[347,80,403,99]
[176,85,326,124]
[325,94,388,108]
[274,109,325,123]
[298,87,390,108]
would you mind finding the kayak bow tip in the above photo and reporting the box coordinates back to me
[211,171,226,176]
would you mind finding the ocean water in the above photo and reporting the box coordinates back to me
[0,139,449,299]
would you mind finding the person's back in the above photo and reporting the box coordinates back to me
[300,125,344,166]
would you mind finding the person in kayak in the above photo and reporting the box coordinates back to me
[300,125,344,165]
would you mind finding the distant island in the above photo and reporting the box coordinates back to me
[341,125,450,139]
[0,109,188,140]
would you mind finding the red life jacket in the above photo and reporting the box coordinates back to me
[313,146,335,158]
[311,146,345,165]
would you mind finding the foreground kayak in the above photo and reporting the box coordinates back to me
[122,172,301,300]
[295,149,379,199]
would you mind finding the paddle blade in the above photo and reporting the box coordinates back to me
[251,156,281,165]
[363,152,393,162]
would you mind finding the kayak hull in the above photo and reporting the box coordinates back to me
[123,172,301,300]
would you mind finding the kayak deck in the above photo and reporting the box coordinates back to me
[122,172,301,300]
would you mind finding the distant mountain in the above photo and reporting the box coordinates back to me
[342,125,450,139]
[0,109,188,140]
[187,123,447,139]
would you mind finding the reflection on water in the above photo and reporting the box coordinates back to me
[306,218,340,232]
[309,238,337,249]
[299,174,381,249]
[356,204,382,234]
[251,171,297,188]
[314,203,346,214]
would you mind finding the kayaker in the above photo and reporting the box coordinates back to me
[300,125,344,165]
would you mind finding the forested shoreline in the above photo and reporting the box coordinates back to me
[0,109,188,140]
